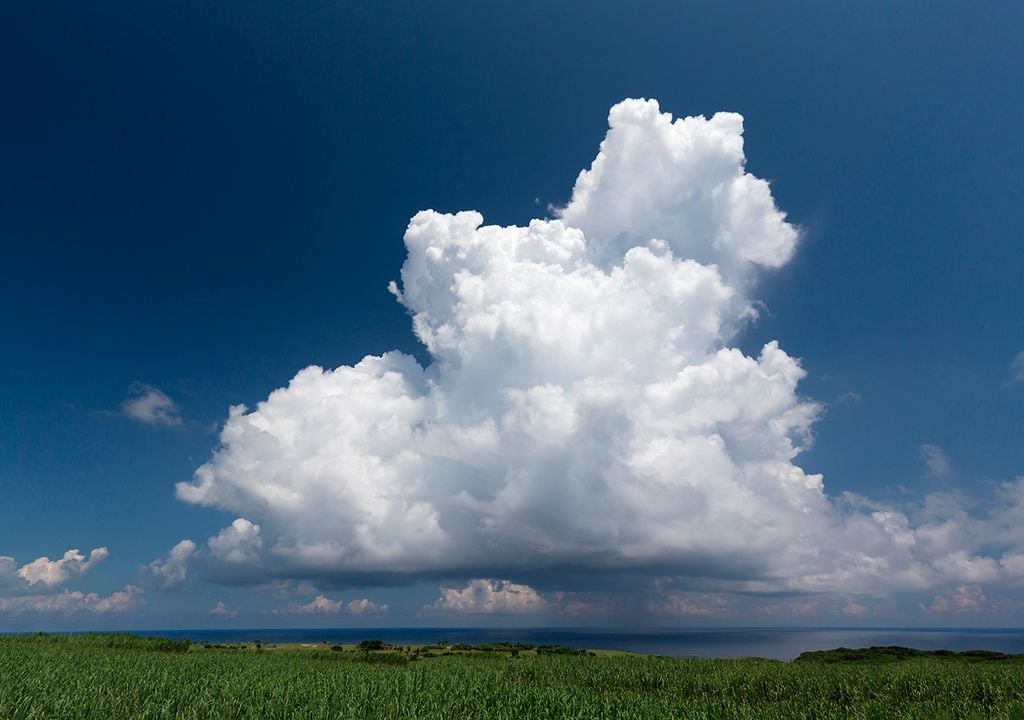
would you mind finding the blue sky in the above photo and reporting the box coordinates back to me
[1,1,1022,630]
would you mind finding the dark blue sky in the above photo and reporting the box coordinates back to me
[1,0,1022,628]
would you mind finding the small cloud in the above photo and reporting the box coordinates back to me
[0,585,142,615]
[919,443,952,478]
[16,548,108,588]
[122,383,182,427]
[209,601,238,617]
[346,598,389,615]
[836,391,862,405]
[147,540,196,590]
[841,600,868,617]
[292,595,343,614]
[920,585,986,614]
[1009,352,1024,384]
[427,579,547,614]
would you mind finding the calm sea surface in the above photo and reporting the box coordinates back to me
[125,627,1024,661]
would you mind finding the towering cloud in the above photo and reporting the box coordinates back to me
[176,99,1024,604]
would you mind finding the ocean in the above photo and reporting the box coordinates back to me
[129,627,1024,661]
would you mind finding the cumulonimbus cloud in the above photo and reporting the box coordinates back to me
[175,99,1024,604]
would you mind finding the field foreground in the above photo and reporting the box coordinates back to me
[1,634,1023,719]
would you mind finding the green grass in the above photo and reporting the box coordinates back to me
[1,634,1023,719]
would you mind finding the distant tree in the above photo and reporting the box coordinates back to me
[357,640,387,652]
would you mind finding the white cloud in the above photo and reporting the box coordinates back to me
[172,98,1024,607]
[0,585,141,615]
[122,383,182,426]
[292,595,343,614]
[919,444,952,478]
[1009,352,1024,384]
[207,519,262,565]
[428,579,547,614]
[347,598,388,615]
[16,548,108,588]
[278,594,389,615]
[209,601,238,617]
[0,547,142,616]
[147,540,197,590]
[920,585,986,614]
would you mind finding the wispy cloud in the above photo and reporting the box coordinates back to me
[1009,352,1024,384]
[209,601,238,617]
[919,443,952,478]
[121,382,182,426]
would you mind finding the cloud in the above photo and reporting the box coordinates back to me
[280,594,389,615]
[209,601,238,617]
[207,519,262,565]
[172,98,1024,609]
[291,594,343,614]
[920,585,986,614]
[147,540,196,590]
[0,585,141,615]
[649,592,729,616]
[347,598,388,615]
[16,548,108,588]
[122,383,182,427]
[428,579,547,614]
[841,600,868,617]
[919,444,952,478]
[1010,352,1024,384]
[0,547,142,617]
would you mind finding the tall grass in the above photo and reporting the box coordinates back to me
[1,634,1023,718]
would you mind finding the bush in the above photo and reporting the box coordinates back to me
[356,640,388,652]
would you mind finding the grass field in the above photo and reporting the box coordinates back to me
[1,633,1023,719]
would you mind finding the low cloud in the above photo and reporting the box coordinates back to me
[347,598,388,615]
[292,595,343,614]
[0,546,141,617]
[649,592,729,617]
[147,540,197,590]
[14,548,108,588]
[0,585,141,615]
[920,585,986,614]
[428,579,547,614]
[167,98,1024,614]
[209,601,238,617]
[122,383,182,427]
[282,594,388,615]
[841,600,869,618]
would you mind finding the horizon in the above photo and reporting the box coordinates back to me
[2,1,1024,636]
